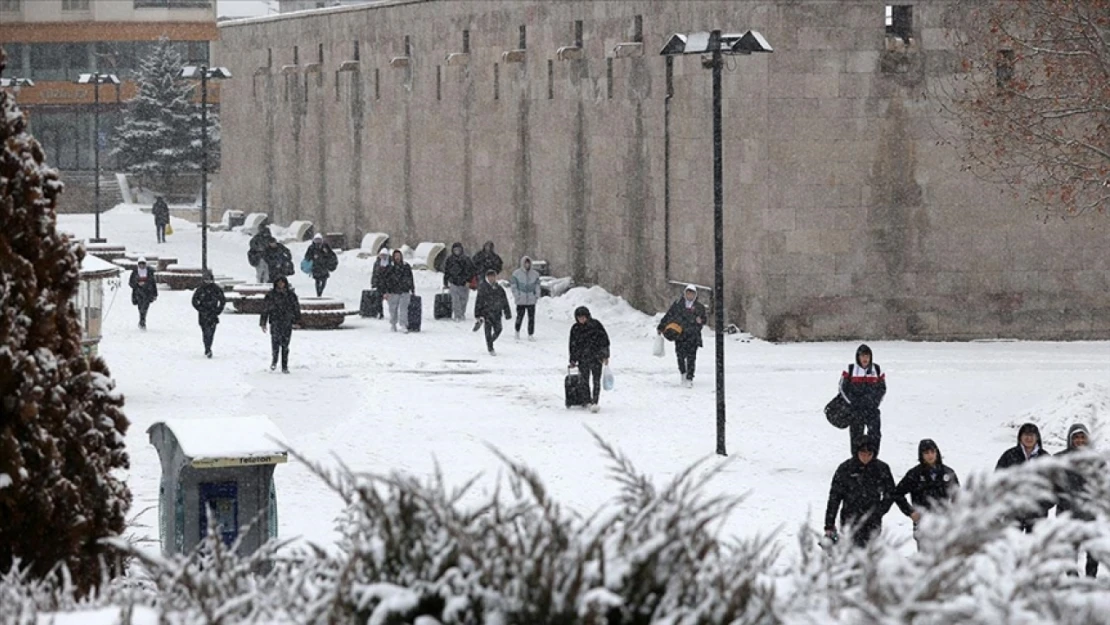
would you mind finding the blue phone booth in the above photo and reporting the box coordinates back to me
[148,416,288,556]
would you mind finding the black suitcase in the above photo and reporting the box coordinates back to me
[565,367,591,408]
[434,291,452,320]
[360,289,383,318]
[407,294,422,332]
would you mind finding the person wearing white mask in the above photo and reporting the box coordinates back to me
[128,257,158,330]
[656,285,706,388]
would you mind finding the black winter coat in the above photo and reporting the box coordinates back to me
[825,457,898,531]
[569,319,610,365]
[129,269,158,306]
[370,258,390,290]
[472,244,503,277]
[192,282,227,326]
[1055,447,1100,521]
[262,243,294,279]
[303,242,338,279]
[995,427,1054,525]
[152,199,170,226]
[893,463,959,513]
[382,261,415,294]
[261,288,302,330]
[443,246,476,287]
[475,279,511,320]
[658,298,707,347]
[248,230,272,267]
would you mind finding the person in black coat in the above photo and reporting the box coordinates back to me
[474,269,512,355]
[260,276,302,373]
[1056,423,1099,577]
[825,435,901,547]
[303,233,339,296]
[191,269,227,358]
[471,240,503,278]
[248,225,274,283]
[443,242,476,321]
[995,422,1053,533]
[262,238,294,281]
[892,438,960,549]
[128,257,158,330]
[839,344,887,456]
[383,249,415,332]
[657,284,707,387]
[568,306,610,412]
[152,196,170,243]
[369,249,390,319]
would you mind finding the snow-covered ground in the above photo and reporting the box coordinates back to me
[58,205,1110,566]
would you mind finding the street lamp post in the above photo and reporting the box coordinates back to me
[180,65,231,273]
[76,72,121,243]
[660,30,772,456]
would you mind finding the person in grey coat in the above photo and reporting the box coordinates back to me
[510,255,541,340]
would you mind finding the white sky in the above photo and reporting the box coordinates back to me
[217,0,276,18]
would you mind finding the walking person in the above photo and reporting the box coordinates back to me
[303,232,338,296]
[568,306,610,413]
[384,249,415,332]
[262,237,294,282]
[369,249,390,319]
[657,285,707,387]
[474,269,512,355]
[443,242,476,321]
[995,422,1053,533]
[191,269,227,358]
[152,195,170,244]
[128,257,158,330]
[471,240,503,278]
[824,435,899,548]
[510,256,541,341]
[839,344,887,456]
[260,276,301,373]
[1056,423,1099,577]
[248,225,274,283]
[892,438,960,549]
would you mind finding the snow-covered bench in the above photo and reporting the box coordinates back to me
[410,242,447,271]
[239,213,270,235]
[356,232,390,259]
[286,220,315,242]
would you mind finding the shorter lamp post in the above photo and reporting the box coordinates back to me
[76,72,121,243]
[180,65,231,273]
[660,30,772,457]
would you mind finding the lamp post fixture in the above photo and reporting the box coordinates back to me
[75,72,121,243]
[660,30,772,456]
[180,65,231,273]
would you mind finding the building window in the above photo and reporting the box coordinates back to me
[63,0,90,10]
[574,20,583,48]
[885,5,913,42]
[0,0,22,12]
[404,35,411,57]
[352,40,360,61]
[374,67,380,99]
[547,59,553,99]
[3,43,27,75]
[462,30,470,54]
[493,62,499,100]
[293,45,299,65]
[996,49,1015,88]
[519,25,527,50]
[633,15,643,43]
[317,43,324,64]
[30,43,66,81]
[607,57,613,99]
[436,65,441,100]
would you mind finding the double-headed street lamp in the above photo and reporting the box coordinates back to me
[0,77,35,90]
[180,64,231,273]
[661,30,772,457]
[75,72,121,243]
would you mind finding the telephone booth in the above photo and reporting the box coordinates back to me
[147,416,287,556]
[75,253,122,356]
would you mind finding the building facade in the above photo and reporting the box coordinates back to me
[278,0,377,14]
[214,0,1110,341]
[0,0,217,172]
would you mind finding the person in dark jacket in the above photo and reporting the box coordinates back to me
[191,269,227,358]
[892,438,960,549]
[474,269,512,355]
[995,422,1053,533]
[443,242,476,321]
[152,196,170,243]
[471,240,503,279]
[825,435,900,547]
[128,257,158,330]
[262,237,294,281]
[303,233,339,296]
[1057,423,1099,577]
[839,344,887,456]
[248,225,274,283]
[369,249,390,319]
[657,284,707,387]
[260,275,302,373]
[568,306,611,413]
[383,249,415,332]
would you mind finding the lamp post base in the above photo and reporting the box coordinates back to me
[88,237,107,244]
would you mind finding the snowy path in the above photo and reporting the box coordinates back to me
[59,205,1110,564]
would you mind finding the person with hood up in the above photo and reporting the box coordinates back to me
[443,242,477,321]
[262,236,294,281]
[472,240,503,278]
[383,249,415,332]
[260,276,301,373]
[474,269,512,355]
[657,285,707,387]
[839,344,887,456]
[510,256,541,340]
[248,225,274,283]
[892,438,960,549]
[824,435,899,548]
[995,422,1054,532]
[1057,423,1099,577]
[152,195,170,243]
[369,249,390,319]
[191,269,227,358]
[568,306,611,413]
[128,257,158,330]
[303,232,339,296]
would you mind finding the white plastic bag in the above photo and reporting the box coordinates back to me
[652,334,665,357]
[602,365,615,391]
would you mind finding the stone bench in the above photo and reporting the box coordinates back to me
[297,297,359,329]
[228,283,274,314]
[84,243,127,263]
[156,266,206,290]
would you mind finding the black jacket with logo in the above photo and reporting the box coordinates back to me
[825,456,898,530]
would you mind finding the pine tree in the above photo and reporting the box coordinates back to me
[0,47,131,595]
[112,37,219,191]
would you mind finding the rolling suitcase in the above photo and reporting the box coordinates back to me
[564,367,591,408]
[360,289,383,318]
[434,290,452,320]
[407,294,422,332]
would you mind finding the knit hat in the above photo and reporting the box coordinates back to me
[856,435,876,453]
[685,284,697,295]
[137,257,147,265]
[313,233,323,241]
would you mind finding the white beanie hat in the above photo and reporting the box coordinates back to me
[313,232,323,241]
[685,284,697,293]
[137,257,147,264]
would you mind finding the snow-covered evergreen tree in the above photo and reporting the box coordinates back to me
[0,46,131,595]
[112,38,219,190]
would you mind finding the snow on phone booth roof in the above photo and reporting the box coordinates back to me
[147,415,288,557]
[76,252,122,356]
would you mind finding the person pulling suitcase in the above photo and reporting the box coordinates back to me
[568,306,610,413]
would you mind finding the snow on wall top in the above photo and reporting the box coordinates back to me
[79,253,123,279]
[148,415,288,460]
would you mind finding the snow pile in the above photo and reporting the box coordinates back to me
[1005,382,1109,448]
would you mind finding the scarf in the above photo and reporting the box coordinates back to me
[137,267,149,279]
